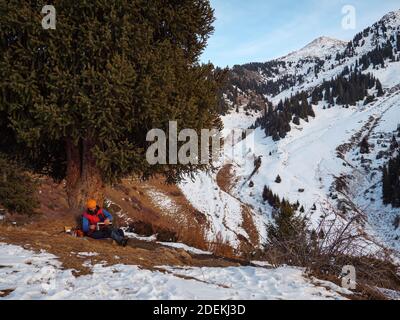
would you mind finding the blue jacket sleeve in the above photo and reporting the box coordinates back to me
[82,216,90,233]
[103,209,113,221]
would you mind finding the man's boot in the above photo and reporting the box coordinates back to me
[111,229,129,247]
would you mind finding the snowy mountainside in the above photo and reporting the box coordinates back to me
[230,87,400,254]
[351,10,400,57]
[180,9,400,256]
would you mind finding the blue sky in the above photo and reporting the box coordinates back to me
[201,0,400,67]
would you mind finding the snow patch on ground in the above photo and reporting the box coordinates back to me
[76,252,99,257]
[158,242,212,255]
[162,265,350,300]
[146,188,180,217]
[124,231,158,242]
[124,231,212,255]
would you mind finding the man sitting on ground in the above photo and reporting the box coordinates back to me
[82,199,128,247]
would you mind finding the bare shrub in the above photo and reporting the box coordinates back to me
[177,225,208,251]
[208,232,235,258]
[264,201,400,299]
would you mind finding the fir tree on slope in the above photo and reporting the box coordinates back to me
[376,80,384,97]
[267,201,306,243]
[263,185,281,209]
[267,200,308,266]
[382,153,400,208]
[0,1,222,209]
[254,69,379,142]
[312,71,380,107]
[360,137,370,154]
[0,155,39,215]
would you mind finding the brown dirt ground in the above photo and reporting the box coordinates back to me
[216,164,234,194]
[0,177,252,276]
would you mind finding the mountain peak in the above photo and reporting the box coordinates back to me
[283,36,347,61]
[303,36,347,49]
[380,9,400,24]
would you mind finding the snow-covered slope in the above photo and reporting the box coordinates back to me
[344,91,400,253]
[0,243,350,300]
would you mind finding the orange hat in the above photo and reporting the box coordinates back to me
[86,199,97,209]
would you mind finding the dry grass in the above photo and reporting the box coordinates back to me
[106,177,212,250]
[241,205,260,246]
[110,176,259,258]
[2,172,259,266]
[208,232,236,259]
[177,225,209,251]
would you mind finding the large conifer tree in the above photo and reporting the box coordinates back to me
[0,1,222,208]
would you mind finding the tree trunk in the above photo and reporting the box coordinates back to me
[65,138,105,209]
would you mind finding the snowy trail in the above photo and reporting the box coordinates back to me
[0,243,350,300]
